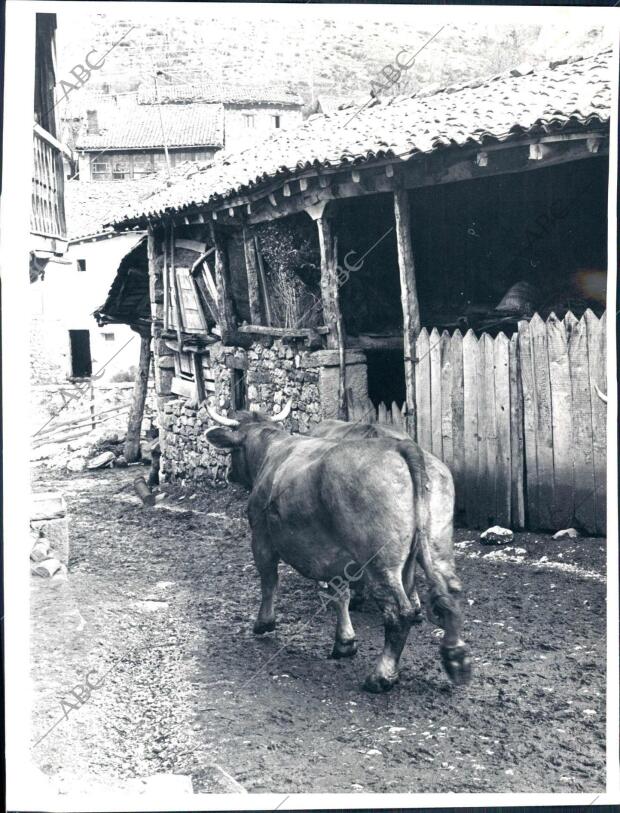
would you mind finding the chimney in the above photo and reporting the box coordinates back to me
[86,109,99,135]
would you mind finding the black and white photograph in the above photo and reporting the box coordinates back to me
[2,1,619,809]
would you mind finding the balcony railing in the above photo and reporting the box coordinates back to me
[31,123,68,243]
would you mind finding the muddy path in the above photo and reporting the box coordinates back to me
[30,467,606,795]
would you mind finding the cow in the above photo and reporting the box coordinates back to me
[310,419,463,628]
[206,401,471,692]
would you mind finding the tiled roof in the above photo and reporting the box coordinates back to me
[76,103,224,150]
[111,49,612,226]
[65,179,160,240]
[137,81,303,106]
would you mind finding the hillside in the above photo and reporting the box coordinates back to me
[55,10,611,114]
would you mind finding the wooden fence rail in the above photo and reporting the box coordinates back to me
[351,310,606,535]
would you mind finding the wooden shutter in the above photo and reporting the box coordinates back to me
[175,267,208,333]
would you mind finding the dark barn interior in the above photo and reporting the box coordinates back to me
[409,155,608,331]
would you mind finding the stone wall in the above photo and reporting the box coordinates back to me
[159,338,322,485]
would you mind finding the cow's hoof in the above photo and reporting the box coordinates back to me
[441,644,472,686]
[363,671,399,693]
[253,619,276,635]
[330,638,358,659]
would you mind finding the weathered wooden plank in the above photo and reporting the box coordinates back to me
[394,189,421,426]
[530,313,554,530]
[462,330,480,527]
[494,332,511,527]
[451,330,465,513]
[480,333,498,527]
[440,330,454,474]
[391,401,404,430]
[585,309,606,534]
[430,327,443,459]
[415,328,431,451]
[242,225,263,325]
[546,313,574,529]
[509,333,525,528]
[209,223,236,344]
[377,401,388,424]
[568,313,596,533]
[518,319,539,529]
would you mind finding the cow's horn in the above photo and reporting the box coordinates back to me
[206,403,240,428]
[270,397,292,423]
[594,383,608,404]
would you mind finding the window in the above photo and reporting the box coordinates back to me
[272,115,281,129]
[92,158,111,180]
[101,332,115,342]
[243,114,256,129]
[69,330,92,378]
[112,160,130,180]
[77,259,86,272]
[132,155,155,178]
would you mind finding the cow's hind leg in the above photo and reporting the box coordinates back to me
[251,534,279,635]
[418,536,471,686]
[363,570,416,693]
[329,584,358,659]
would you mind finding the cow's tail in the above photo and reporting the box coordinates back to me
[396,441,458,615]
[396,441,429,597]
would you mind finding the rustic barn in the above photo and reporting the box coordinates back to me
[106,49,611,534]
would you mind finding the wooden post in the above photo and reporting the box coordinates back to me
[308,202,347,418]
[243,225,262,324]
[209,222,236,344]
[124,330,151,463]
[394,189,421,435]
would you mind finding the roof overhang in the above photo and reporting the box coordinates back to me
[112,120,609,232]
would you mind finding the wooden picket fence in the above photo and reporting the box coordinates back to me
[348,310,607,535]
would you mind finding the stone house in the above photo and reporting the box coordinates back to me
[74,82,303,180]
[102,49,611,531]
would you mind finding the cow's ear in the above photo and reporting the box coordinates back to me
[205,426,244,449]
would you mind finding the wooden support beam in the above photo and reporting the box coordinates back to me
[394,189,420,431]
[310,204,347,417]
[253,236,273,327]
[209,223,236,345]
[237,324,328,337]
[243,225,263,325]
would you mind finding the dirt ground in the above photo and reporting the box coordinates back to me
[30,466,607,795]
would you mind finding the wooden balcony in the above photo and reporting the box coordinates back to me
[31,123,69,247]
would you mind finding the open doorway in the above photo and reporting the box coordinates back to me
[69,330,92,378]
[366,349,406,409]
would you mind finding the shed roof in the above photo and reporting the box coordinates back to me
[111,48,612,227]
[137,81,303,107]
[76,103,224,151]
[65,179,158,241]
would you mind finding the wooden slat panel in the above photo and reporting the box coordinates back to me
[392,401,404,430]
[440,330,454,474]
[494,332,511,527]
[462,330,480,527]
[480,333,497,527]
[518,319,539,529]
[567,313,596,533]
[430,327,442,458]
[547,313,574,529]
[530,313,554,530]
[451,329,465,513]
[586,309,606,534]
[176,268,208,333]
[509,333,525,528]
[415,328,431,451]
